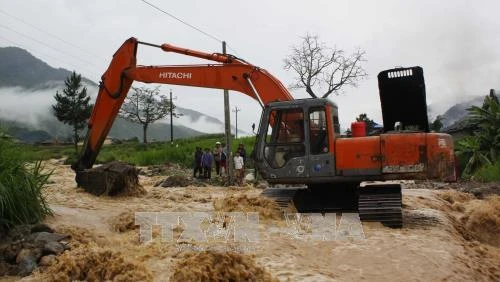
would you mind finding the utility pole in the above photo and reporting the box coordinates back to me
[169,89,177,145]
[232,106,241,139]
[222,41,233,184]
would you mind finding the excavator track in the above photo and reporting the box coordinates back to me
[261,184,358,213]
[260,187,298,208]
[358,184,403,228]
[262,183,403,228]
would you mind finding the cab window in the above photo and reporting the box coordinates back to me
[309,107,329,154]
[264,108,305,168]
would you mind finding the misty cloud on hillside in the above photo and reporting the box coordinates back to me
[0,87,62,127]
[0,84,248,140]
[0,84,98,127]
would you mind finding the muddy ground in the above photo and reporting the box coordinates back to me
[2,159,499,281]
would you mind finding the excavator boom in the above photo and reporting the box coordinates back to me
[73,37,292,171]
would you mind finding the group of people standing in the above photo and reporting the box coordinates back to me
[193,142,247,185]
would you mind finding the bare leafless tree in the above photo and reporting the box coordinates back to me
[119,86,180,143]
[284,34,367,98]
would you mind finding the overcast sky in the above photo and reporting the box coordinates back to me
[1,0,499,132]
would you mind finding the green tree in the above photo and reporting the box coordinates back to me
[429,115,444,132]
[456,90,500,177]
[52,71,93,153]
[455,136,492,176]
[467,90,500,161]
[355,113,377,135]
[119,86,180,143]
[284,34,367,98]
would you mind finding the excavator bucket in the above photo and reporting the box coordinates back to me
[75,162,146,197]
[377,66,429,132]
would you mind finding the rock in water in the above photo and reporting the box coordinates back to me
[16,248,41,276]
[244,172,255,182]
[75,162,146,196]
[30,223,55,234]
[38,255,56,266]
[17,257,37,276]
[28,232,68,244]
[160,175,190,187]
[43,242,65,255]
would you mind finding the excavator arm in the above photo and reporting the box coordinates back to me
[72,37,293,171]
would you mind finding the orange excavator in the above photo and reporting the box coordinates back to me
[74,37,456,227]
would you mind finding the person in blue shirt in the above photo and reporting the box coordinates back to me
[201,148,213,179]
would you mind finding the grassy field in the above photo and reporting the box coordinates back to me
[23,133,257,168]
[18,133,499,182]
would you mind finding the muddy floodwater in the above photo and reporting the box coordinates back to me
[4,159,499,281]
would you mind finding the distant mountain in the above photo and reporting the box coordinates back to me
[437,90,498,132]
[108,118,203,141]
[0,115,204,144]
[175,106,248,135]
[176,106,222,124]
[440,96,484,129]
[0,47,96,89]
[0,119,52,144]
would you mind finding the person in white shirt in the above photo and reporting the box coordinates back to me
[233,151,244,185]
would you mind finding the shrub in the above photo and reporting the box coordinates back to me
[474,160,500,182]
[0,139,52,231]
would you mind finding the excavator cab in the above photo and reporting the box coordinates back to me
[254,98,340,183]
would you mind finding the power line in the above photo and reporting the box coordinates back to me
[0,34,101,79]
[0,23,103,73]
[138,0,241,57]
[0,35,67,68]
[0,8,107,61]
[0,23,100,69]
[226,45,241,57]
[139,0,223,43]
